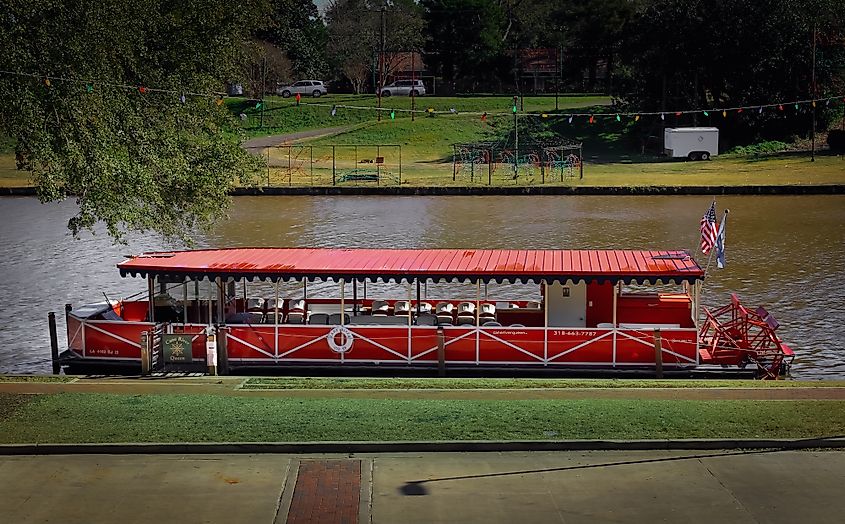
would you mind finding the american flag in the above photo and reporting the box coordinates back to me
[700,201,718,254]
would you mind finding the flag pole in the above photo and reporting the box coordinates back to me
[703,209,729,276]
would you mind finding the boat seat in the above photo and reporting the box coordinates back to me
[246,298,265,312]
[371,300,390,316]
[328,313,350,325]
[482,321,502,327]
[435,302,455,324]
[456,302,476,325]
[479,303,496,319]
[289,298,305,311]
[509,323,525,327]
[287,310,307,324]
[350,315,406,325]
[415,313,438,326]
[416,302,433,315]
[226,312,263,324]
[393,300,411,316]
[309,313,330,325]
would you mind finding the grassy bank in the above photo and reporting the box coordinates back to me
[241,377,845,390]
[1,392,843,443]
[234,94,610,137]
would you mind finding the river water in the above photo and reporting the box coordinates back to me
[1,195,843,378]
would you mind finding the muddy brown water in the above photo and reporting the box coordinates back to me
[1,195,843,378]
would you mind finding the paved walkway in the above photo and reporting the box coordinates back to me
[1,450,843,523]
[2,376,845,400]
[243,126,355,153]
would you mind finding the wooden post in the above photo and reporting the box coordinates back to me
[49,312,60,374]
[217,326,229,375]
[436,326,446,377]
[332,145,336,185]
[147,276,156,324]
[579,145,584,179]
[654,328,663,378]
[183,279,188,324]
[452,145,457,181]
[612,283,618,367]
[140,331,150,375]
[340,278,345,324]
[206,328,217,376]
[488,151,492,185]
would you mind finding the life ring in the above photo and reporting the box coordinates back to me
[327,325,354,354]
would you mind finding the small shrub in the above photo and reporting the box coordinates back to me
[828,130,845,152]
[727,141,790,156]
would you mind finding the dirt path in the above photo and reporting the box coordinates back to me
[242,126,354,154]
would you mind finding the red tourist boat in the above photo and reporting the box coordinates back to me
[57,248,794,378]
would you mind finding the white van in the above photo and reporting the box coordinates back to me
[377,79,425,97]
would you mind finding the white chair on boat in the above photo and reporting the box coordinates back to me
[393,300,411,316]
[456,302,476,325]
[246,298,265,312]
[482,320,502,327]
[435,302,455,325]
[371,300,389,316]
[479,303,496,321]
[416,302,433,315]
[287,299,306,324]
[263,298,283,323]
[525,301,541,309]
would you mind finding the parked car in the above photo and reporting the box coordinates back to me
[277,80,328,98]
[377,79,425,97]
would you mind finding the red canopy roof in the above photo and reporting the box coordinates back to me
[118,248,704,284]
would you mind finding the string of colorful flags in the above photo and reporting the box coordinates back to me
[3,69,844,122]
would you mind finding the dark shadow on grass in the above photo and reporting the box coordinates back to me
[398,439,845,496]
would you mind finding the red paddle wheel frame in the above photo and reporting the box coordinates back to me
[699,293,794,379]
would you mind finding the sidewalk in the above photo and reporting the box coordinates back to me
[1,450,843,523]
[2,375,845,400]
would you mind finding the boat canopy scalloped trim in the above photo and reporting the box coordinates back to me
[117,248,704,285]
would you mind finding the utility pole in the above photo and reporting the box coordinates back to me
[377,6,386,122]
[411,50,416,121]
[513,95,519,178]
[555,46,561,111]
[811,23,817,162]
[260,54,266,128]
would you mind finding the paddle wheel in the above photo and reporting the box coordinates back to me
[699,294,794,379]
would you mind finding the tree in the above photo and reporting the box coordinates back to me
[241,40,294,98]
[422,0,508,93]
[261,0,328,79]
[0,0,266,242]
[620,0,845,142]
[326,0,425,93]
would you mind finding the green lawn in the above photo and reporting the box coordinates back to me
[269,114,845,187]
[1,393,843,443]
[235,94,610,137]
[242,377,845,390]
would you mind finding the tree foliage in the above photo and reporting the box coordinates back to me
[0,0,266,242]
[619,0,845,141]
[260,0,328,79]
[326,0,425,93]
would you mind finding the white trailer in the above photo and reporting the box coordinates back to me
[664,127,719,160]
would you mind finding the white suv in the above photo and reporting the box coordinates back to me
[378,79,425,97]
[278,80,328,98]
